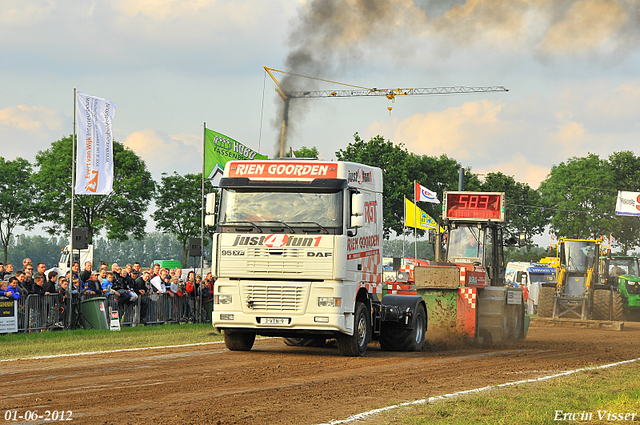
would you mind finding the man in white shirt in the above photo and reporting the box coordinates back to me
[150,268,167,293]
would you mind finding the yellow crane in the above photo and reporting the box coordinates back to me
[264,66,509,157]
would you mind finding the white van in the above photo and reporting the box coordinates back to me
[505,262,556,313]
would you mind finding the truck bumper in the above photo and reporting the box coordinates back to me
[213,310,351,336]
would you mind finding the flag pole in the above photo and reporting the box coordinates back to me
[68,88,77,328]
[414,181,417,262]
[402,197,406,261]
[199,122,206,323]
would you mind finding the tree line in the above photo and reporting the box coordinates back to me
[3,233,193,270]
[2,134,640,266]
[0,136,209,265]
[336,134,640,254]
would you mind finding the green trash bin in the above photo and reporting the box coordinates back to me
[203,299,214,323]
[80,297,109,330]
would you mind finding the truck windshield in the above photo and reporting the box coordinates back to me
[219,189,343,228]
[448,226,484,262]
[609,258,639,277]
[563,241,597,273]
[529,273,553,283]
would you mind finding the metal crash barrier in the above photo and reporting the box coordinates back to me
[2,291,213,334]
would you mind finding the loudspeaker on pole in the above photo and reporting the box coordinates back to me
[189,237,202,257]
[72,227,88,250]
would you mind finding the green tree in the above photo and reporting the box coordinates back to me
[7,235,66,268]
[479,172,549,247]
[504,245,549,263]
[152,172,213,265]
[382,238,434,261]
[336,133,470,239]
[32,136,155,243]
[93,232,187,268]
[336,134,415,238]
[606,151,640,253]
[286,146,319,159]
[538,153,614,240]
[0,157,37,263]
[413,154,479,230]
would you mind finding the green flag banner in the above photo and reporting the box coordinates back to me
[205,129,268,185]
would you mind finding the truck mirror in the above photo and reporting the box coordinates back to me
[205,215,216,227]
[351,215,364,228]
[206,192,216,214]
[351,193,364,216]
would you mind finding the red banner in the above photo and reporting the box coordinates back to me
[227,161,338,179]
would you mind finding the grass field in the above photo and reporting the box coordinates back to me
[376,362,640,424]
[0,323,223,358]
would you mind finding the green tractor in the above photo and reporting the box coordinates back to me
[594,256,640,321]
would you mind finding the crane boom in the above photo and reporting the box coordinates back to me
[286,86,508,99]
[264,66,508,157]
[264,66,508,100]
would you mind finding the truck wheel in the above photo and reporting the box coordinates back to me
[505,303,523,340]
[612,291,624,321]
[537,286,555,318]
[337,302,369,357]
[283,338,327,347]
[224,330,256,351]
[379,304,427,352]
[591,289,611,321]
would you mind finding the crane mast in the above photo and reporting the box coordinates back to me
[264,66,509,157]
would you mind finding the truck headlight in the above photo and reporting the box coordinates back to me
[214,294,233,305]
[318,297,341,307]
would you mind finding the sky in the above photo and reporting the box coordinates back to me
[2,0,640,236]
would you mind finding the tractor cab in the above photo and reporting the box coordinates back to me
[446,221,506,287]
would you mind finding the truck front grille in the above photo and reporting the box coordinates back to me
[243,284,306,312]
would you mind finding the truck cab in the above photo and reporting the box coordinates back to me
[47,244,94,278]
[210,160,427,356]
[505,262,556,313]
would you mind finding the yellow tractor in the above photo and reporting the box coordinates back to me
[538,238,603,320]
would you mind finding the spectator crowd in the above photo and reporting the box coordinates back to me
[0,257,215,329]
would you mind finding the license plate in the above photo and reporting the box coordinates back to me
[261,317,289,325]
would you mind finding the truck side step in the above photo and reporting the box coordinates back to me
[530,317,624,331]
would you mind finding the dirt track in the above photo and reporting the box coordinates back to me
[2,322,640,425]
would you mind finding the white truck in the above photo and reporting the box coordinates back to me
[210,160,427,356]
[47,244,94,278]
[505,262,556,314]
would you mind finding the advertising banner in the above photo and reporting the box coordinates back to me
[0,300,18,334]
[75,92,116,195]
[615,191,640,217]
[404,197,443,232]
[205,129,268,186]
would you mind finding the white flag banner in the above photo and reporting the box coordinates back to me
[415,182,440,204]
[75,92,116,195]
[615,191,640,217]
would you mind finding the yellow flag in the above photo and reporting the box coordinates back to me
[404,197,444,232]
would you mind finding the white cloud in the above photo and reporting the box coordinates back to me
[0,0,57,26]
[122,129,201,178]
[369,99,506,161]
[0,105,63,133]
[0,104,66,161]
[115,0,213,21]
[475,153,550,189]
[537,0,627,54]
